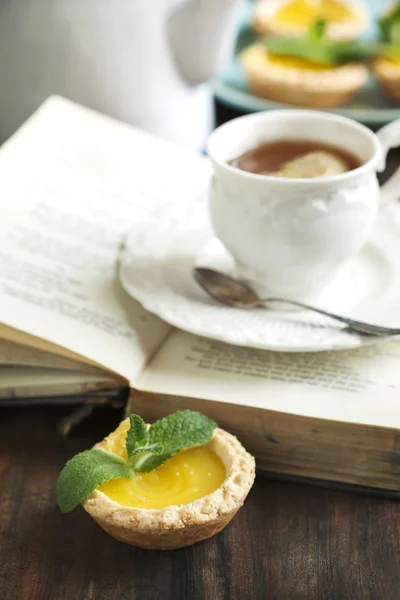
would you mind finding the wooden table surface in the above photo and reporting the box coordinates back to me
[1,403,399,600]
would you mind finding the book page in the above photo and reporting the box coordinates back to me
[0,97,210,382]
[135,330,400,428]
[0,338,105,372]
[0,366,118,400]
[0,323,107,367]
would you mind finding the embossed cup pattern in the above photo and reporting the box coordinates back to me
[209,172,380,302]
[206,110,388,303]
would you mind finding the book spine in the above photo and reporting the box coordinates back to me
[128,390,400,494]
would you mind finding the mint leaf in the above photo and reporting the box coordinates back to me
[150,410,217,451]
[377,5,400,59]
[129,448,167,473]
[392,20,400,44]
[132,452,172,473]
[266,18,376,66]
[329,41,377,63]
[379,18,389,43]
[125,415,166,467]
[140,443,164,454]
[132,410,217,473]
[267,36,375,65]
[267,37,334,64]
[126,414,148,459]
[307,19,327,44]
[57,449,134,513]
[379,6,400,44]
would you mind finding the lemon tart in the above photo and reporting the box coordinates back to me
[82,418,255,550]
[253,0,370,42]
[372,4,400,103]
[373,55,400,103]
[240,43,368,108]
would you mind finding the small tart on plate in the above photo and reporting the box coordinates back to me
[240,43,368,108]
[58,412,255,551]
[372,55,400,103]
[253,0,370,42]
[372,4,400,103]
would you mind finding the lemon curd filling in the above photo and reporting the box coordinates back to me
[378,55,400,68]
[275,0,354,26]
[97,420,226,510]
[266,52,335,71]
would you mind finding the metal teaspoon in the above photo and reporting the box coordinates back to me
[193,267,400,337]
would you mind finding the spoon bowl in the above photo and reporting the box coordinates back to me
[193,268,262,309]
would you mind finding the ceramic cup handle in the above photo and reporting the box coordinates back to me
[376,119,400,206]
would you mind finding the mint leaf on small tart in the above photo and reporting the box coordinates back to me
[135,410,218,473]
[125,414,164,467]
[57,449,135,514]
[307,18,327,44]
[150,410,217,454]
[377,4,400,60]
[266,19,375,66]
[379,4,400,45]
[125,414,149,458]
[57,410,217,513]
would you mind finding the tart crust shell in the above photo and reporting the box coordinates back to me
[240,44,368,108]
[83,427,255,550]
[372,58,400,104]
[253,0,370,42]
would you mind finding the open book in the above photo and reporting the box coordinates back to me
[1,97,399,494]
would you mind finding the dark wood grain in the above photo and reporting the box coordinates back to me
[1,403,399,600]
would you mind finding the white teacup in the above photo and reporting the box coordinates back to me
[207,110,400,303]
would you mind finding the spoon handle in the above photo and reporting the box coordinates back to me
[263,298,400,337]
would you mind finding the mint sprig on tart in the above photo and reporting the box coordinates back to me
[377,3,400,59]
[378,4,400,44]
[266,19,376,65]
[57,410,217,513]
[372,3,400,104]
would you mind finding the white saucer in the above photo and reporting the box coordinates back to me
[120,195,400,352]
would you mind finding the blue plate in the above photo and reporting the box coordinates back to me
[213,0,400,125]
